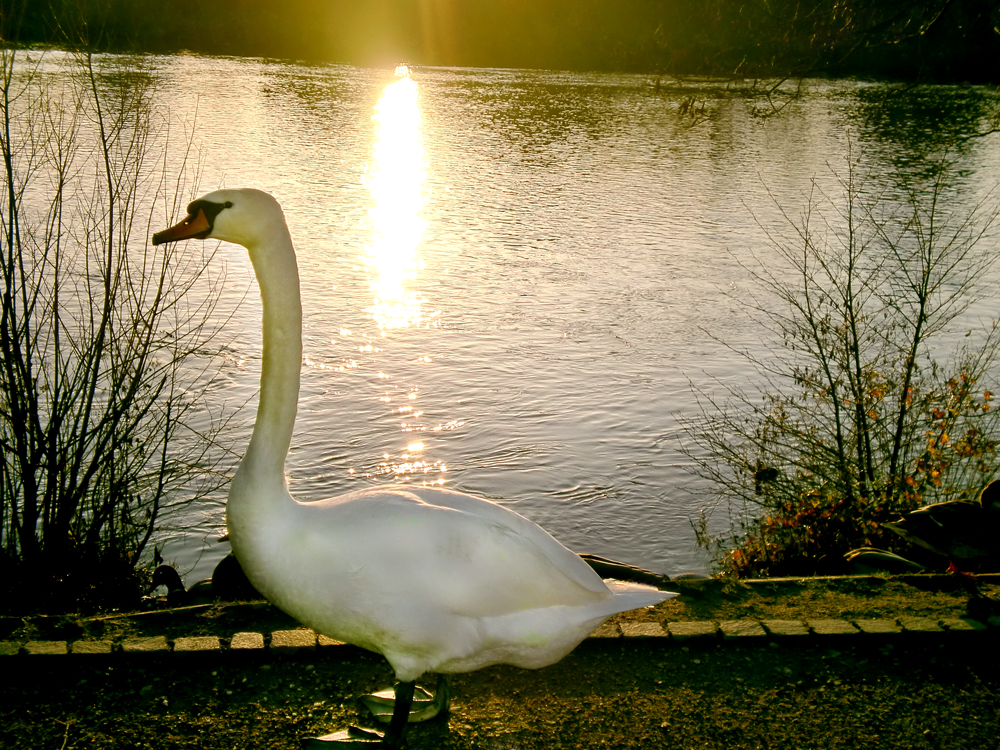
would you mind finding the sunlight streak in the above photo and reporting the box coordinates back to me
[363,68,427,330]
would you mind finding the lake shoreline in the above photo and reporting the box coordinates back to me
[5,572,1000,644]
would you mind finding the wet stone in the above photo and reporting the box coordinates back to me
[230,632,265,650]
[317,634,347,647]
[761,620,809,636]
[270,629,316,651]
[939,617,986,632]
[174,636,221,653]
[667,621,717,640]
[25,641,67,655]
[807,620,859,636]
[621,622,667,638]
[122,636,169,653]
[853,619,901,634]
[898,616,943,633]
[719,620,767,639]
[588,623,620,639]
[71,640,114,654]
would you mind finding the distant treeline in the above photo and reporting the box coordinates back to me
[6,0,1000,81]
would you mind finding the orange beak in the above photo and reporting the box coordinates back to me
[152,208,211,245]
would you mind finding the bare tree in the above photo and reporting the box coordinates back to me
[684,155,1000,576]
[0,46,231,612]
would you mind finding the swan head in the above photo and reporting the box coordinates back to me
[152,188,285,249]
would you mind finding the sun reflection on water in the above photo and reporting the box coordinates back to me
[353,67,452,486]
[362,67,428,330]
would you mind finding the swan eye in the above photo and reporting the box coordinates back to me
[181,198,230,237]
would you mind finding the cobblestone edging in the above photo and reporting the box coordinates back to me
[1,615,995,657]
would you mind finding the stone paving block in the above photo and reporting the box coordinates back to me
[588,623,620,639]
[25,640,67,655]
[72,640,114,654]
[12,589,988,665]
[939,617,986,632]
[667,621,717,640]
[230,632,265,650]
[317,634,347,647]
[807,619,859,636]
[174,636,221,653]
[762,620,809,636]
[898,616,943,633]
[719,620,767,639]
[853,619,901,634]
[621,622,667,638]
[271,629,316,651]
[122,636,170,653]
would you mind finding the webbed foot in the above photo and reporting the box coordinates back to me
[301,725,384,747]
[303,681,416,749]
[360,674,452,724]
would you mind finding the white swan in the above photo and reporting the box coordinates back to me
[153,188,675,748]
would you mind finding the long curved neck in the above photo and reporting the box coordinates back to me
[237,226,302,492]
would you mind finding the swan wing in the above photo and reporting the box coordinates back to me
[296,486,613,619]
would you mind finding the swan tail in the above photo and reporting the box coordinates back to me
[603,579,677,614]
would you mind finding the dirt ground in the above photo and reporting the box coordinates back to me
[2,575,999,750]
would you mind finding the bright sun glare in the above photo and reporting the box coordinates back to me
[363,68,426,330]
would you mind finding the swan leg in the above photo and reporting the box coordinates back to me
[382,680,415,748]
[300,681,417,749]
[360,674,452,724]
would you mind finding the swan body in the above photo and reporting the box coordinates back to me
[154,189,674,744]
[234,482,664,680]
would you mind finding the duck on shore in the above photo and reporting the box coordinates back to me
[149,554,261,606]
[883,480,1000,574]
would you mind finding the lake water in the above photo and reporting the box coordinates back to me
[30,52,1000,583]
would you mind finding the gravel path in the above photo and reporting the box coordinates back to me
[3,625,999,749]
